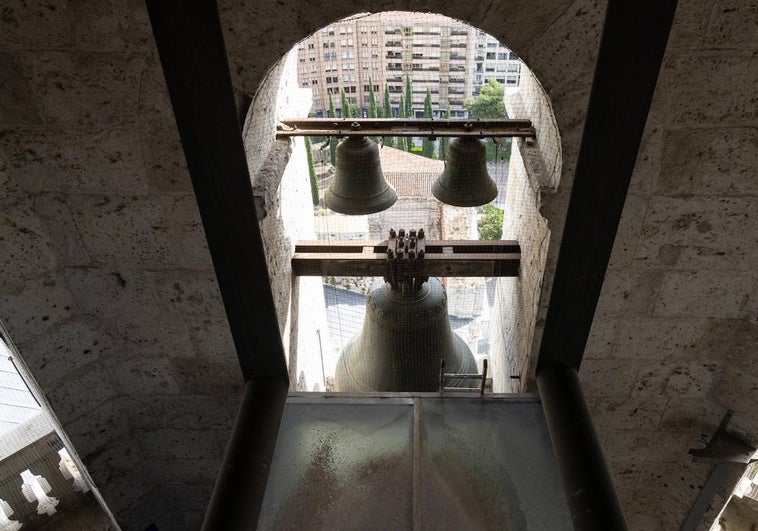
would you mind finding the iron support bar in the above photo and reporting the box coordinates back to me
[292,239,520,277]
[145,1,289,529]
[276,118,535,139]
[536,0,678,371]
[202,379,288,530]
[537,365,627,530]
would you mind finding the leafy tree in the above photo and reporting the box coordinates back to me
[465,79,507,119]
[327,93,337,165]
[477,204,504,240]
[422,89,434,158]
[466,80,509,162]
[304,137,320,207]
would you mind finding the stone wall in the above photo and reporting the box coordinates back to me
[0,1,755,529]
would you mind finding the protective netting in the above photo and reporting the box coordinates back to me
[243,11,562,394]
[0,334,111,527]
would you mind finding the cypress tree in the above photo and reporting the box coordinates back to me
[340,88,349,118]
[382,85,394,148]
[327,93,337,165]
[304,137,320,207]
[422,89,434,158]
[404,74,413,118]
[396,94,407,151]
[368,78,378,118]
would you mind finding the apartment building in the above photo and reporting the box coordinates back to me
[295,12,522,118]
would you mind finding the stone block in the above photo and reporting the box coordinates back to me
[694,318,758,375]
[140,120,193,195]
[63,267,163,325]
[579,358,639,397]
[64,397,133,459]
[602,429,698,464]
[164,194,213,269]
[0,273,76,342]
[33,194,91,266]
[632,359,719,398]
[612,317,711,360]
[2,128,148,195]
[705,0,758,49]
[582,316,618,359]
[83,434,155,514]
[607,194,648,270]
[659,397,726,433]
[0,200,58,292]
[655,270,757,318]
[635,196,758,270]
[113,314,196,358]
[665,0,714,50]
[148,457,222,486]
[45,361,118,423]
[658,128,758,197]
[22,51,144,127]
[156,511,206,531]
[112,357,181,395]
[660,51,756,126]
[170,357,244,395]
[606,461,641,491]
[521,0,603,96]
[161,484,214,512]
[153,270,224,318]
[595,269,664,318]
[0,0,149,52]
[67,195,177,269]
[0,52,43,126]
[628,125,663,195]
[185,317,236,359]
[137,428,223,460]
[149,394,236,430]
[17,316,120,387]
[589,396,668,431]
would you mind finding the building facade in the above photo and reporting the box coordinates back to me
[295,12,522,118]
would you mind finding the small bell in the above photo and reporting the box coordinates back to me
[325,136,397,215]
[433,137,498,207]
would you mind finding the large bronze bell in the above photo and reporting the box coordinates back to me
[432,137,498,207]
[325,136,397,215]
[335,277,477,392]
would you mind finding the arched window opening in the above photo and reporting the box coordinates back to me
[242,11,561,395]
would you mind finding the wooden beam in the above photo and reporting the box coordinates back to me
[292,239,520,278]
[537,0,678,372]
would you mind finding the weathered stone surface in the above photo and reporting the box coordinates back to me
[602,430,697,464]
[112,357,181,395]
[632,359,719,398]
[0,274,76,341]
[612,317,711,360]
[0,52,43,126]
[149,394,237,430]
[595,269,665,318]
[658,128,758,197]
[0,200,58,291]
[589,396,669,431]
[579,358,639,397]
[138,428,223,460]
[660,50,757,126]
[705,0,758,49]
[656,270,757,318]
[45,361,118,423]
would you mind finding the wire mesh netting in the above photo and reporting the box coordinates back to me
[243,11,562,395]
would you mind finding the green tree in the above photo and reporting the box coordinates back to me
[477,204,504,240]
[304,137,320,207]
[405,74,413,118]
[465,79,507,119]
[422,89,434,159]
[466,80,509,162]
[327,93,337,165]
[340,88,349,118]
[382,84,394,148]
[439,104,451,160]
[396,94,407,151]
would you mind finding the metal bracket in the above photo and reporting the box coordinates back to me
[689,410,756,464]
[439,358,488,395]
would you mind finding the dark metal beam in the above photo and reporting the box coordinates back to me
[144,1,289,528]
[145,0,287,383]
[536,0,678,371]
[276,118,535,138]
[537,365,627,530]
